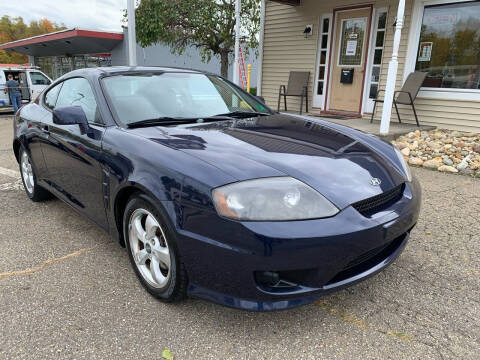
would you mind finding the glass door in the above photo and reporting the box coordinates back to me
[313,14,332,109]
[364,9,387,113]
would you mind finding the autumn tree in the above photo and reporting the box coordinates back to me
[134,0,260,77]
[0,15,66,64]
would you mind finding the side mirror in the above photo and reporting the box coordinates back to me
[53,106,89,133]
[255,95,266,103]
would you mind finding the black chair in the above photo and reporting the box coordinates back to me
[371,72,428,126]
[278,71,310,115]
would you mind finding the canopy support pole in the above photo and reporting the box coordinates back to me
[127,0,137,67]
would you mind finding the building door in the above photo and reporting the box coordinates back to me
[328,8,371,113]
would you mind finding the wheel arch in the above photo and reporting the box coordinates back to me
[13,139,21,163]
[114,185,144,247]
[113,183,172,247]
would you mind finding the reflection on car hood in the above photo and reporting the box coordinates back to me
[128,113,405,208]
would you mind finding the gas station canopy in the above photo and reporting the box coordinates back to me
[0,29,124,57]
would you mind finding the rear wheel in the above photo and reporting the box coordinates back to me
[19,147,51,202]
[123,194,187,302]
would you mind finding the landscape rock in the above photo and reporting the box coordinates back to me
[460,168,474,176]
[396,142,409,150]
[409,157,424,166]
[438,165,459,173]
[442,156,454,166]
[395,129,480,176]
[407,132,416,139]
[423,159,442,169]
[457,160,469,171]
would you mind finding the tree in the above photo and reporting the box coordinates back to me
[134,0,260,78]
[0,15,66,64]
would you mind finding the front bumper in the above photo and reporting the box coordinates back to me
[176,178,421,311]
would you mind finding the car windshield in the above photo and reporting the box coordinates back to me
[102,72,273,125]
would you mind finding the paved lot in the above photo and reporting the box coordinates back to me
[0,115,479,359]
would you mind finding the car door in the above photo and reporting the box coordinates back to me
[41,77,108,229]
[25,82,64,181]
[28,71,52,100]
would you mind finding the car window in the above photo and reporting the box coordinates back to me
[44,83,63,110]
[55,77,102,124]
[102,73,272,125]
[29,72,51,85]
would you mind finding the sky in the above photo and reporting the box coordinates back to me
[2,0,128,32]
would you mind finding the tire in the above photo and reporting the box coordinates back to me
[123,193,188,302]
[19,146,51,202]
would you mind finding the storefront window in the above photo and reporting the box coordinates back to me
[415,1,480,90]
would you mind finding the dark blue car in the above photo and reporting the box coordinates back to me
[13,67,420,311]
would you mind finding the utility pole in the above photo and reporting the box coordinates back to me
[233,0,241,85]
[127,0,137,67]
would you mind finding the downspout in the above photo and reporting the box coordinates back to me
[257,0,266,96]
[380,0,405,135]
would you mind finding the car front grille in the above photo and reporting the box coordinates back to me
[352,184,405,217]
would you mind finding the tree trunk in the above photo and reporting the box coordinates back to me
[220,52,229,78]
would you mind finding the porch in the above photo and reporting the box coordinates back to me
[309,115,435,140]
[259,0,480,133]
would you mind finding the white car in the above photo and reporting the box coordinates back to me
[0,66,52,112]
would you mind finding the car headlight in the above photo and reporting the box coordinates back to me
[212,177,339,221]
[394,147,412,182]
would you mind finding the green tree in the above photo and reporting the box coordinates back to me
[0,15,66,64]
[134,0,260,77]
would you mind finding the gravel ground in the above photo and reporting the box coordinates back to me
[0,115,479,359]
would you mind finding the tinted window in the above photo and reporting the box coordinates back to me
[44,83,63,110]
[29,72,51,85]
[56,78,101,124]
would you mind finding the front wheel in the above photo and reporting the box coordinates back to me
[123,194,187,302]
[19,147,51,202]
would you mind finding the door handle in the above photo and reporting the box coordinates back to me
[42,125,50,135]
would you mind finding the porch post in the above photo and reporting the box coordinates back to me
[380,0,405,135]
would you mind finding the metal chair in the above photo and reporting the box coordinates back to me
[278,71,310,115]
[371,72,428,126]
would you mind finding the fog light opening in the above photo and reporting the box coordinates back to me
[255,271,298,289]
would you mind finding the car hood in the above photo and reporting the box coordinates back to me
[128,114,406,209]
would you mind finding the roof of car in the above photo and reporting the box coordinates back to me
[66,66,207,78]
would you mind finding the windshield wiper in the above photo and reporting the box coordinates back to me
[213,111,270,119]
[127,117,201,128]
[126,112,267,129]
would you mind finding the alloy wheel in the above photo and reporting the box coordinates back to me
[21,151,34,195]
[128,209,171,288]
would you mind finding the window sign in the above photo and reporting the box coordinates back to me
[339,18,367,66]
[418,42,433,62]
[415,1,480,90]
[346,40,357,56]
